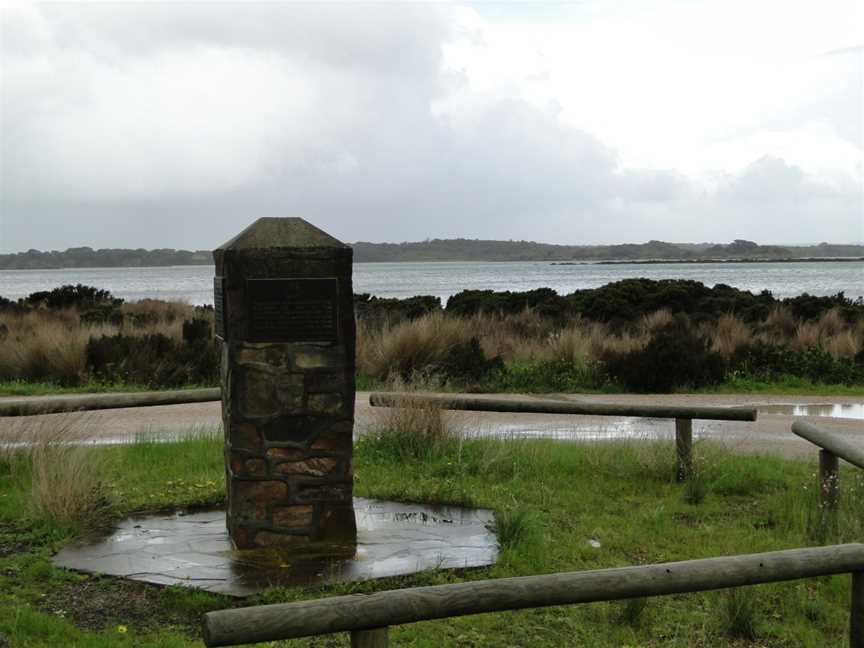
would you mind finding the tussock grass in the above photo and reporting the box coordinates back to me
[494,505,534,550]
[0,311,99,385]
[1,415,114,531]
[711,313,752,356]
[723,587,760,639]
[359,311,476,382]
[0,302,208,386]
[363,385,459,462]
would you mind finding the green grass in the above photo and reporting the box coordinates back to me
[0,380,215,397]
[695,374,864,396]
[4,365,863,397]
[2,427,864,646]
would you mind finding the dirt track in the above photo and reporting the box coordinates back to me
[1,391,862,460]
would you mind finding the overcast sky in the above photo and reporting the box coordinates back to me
[1,1,862,252]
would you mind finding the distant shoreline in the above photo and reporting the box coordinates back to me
[3,256,864,272]
[3,238,863,270]
[571,256,864,266]
[2,256,864,272]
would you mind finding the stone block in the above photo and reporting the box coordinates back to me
[260,416,329,445]
[228,453,268,478]
[272,504,314,529]
[293,346,346,370]
[275,457,338,477]
[241,368,278,418]
[229,423,263,452]
[266,447,305,462]
[254,531,311,548]
[307,392,343,416]
[317,505,358,544]
[294,482,351,503]
[233,480,288,509]
[304,371,346,392]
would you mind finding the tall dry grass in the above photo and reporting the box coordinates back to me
[711,314,752,357]
[0,311,107,384]
[358,311,476,381]
[2,298,862,386]
[356,309,657,380]
[365,384,459,461]
[0,301,206,384]
[1,414,113,530]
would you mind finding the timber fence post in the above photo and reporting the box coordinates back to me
[820,449,840,513]
[351,627,389,647]
[852,572,864,648]
[675,418,693,482]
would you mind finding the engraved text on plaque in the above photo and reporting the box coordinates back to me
[247,278,339,343]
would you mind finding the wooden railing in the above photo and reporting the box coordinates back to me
[792,421,864,512]
[202,544,864,647]
[369,392,758,481]
[0,388,221,417]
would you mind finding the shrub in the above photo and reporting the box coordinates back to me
[354,294,441,327]
[486,359,602,393]
[601,317,725,392]
[24,284,121,310]
[731,342,864,385]
[440,337,503,384]
[86,323,218,387]
[446,288,572,321]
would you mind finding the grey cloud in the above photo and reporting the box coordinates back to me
[1,3,861,252]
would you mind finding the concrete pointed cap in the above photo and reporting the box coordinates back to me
[216,217,348,250]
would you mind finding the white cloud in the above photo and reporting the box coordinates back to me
[0,1,861,251]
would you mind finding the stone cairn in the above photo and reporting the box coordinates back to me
[213,218,356,552]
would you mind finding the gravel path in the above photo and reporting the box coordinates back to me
[1,392,862,459]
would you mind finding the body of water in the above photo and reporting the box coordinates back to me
[1,260,861,305]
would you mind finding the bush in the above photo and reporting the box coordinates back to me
[486,359,601,393]
[567,279,777,326]
[354,294,441,327]
[24,284,122,310]
[446,288,572,321]
[602,317,725,392]
[731,342,864,385]
[440,337,503,384]
[86,321,219,387]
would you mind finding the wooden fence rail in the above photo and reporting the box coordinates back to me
[369,392,758,481]
[0,388,221,417]
[792,421,864,512]
[202,544,864,647]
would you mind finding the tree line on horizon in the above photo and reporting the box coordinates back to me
[1,239,862,269]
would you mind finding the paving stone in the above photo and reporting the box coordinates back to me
[53,498,498,597]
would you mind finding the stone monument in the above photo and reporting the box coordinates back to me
[213,218,356,552]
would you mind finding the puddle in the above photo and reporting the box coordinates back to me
[756,403,864,420]
[483,418,674,442]
[52,498,498,597]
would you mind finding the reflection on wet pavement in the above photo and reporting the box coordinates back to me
[52,498,498,597]
[752,403,864,420]
[479,418,673,441]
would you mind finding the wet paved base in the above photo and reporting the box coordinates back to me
[52,498,497,597]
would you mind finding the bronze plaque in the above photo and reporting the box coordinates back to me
[213,277,226,339]
[247,278,339,343]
